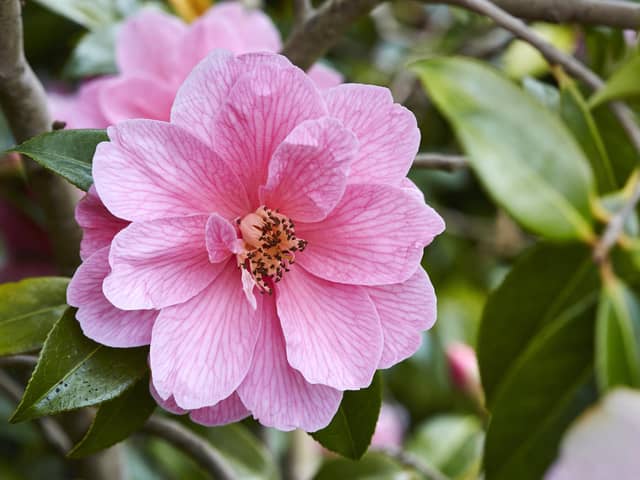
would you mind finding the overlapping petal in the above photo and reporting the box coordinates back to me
[260,117,357,222]
[297,184,445,285]
[150,260,262,409]
[94,120,250,222]
[190,393,250,426]
[238,296,343,431]
[67,247,157,347]
[276,267,382,390]
[99,76,175,124]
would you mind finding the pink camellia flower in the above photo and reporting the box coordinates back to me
[446,342,481,393]
[67,50,444,431]
[371,404,409,449]
[546,389,640,480]
[49,2,341,129]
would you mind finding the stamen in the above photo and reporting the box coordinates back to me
[237,206,307,294]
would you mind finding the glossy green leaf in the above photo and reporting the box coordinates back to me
[33,0,122,29]
[0,277,69,356]
[478,243,600,480]
[596,277,640,391]
[314,452,406,480]
[11,309,148,422]
[558,77,619,193]
[311,372,382,459]
[10,129,107,191]
[406,414,483,480]
[68,373,156,458]
[590,54,640,107]
[413,57,595,241]
[63,25,117,78]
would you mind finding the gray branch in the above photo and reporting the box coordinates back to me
[0,0,81,276]
[413,153,468,172]
[143,415,236,480]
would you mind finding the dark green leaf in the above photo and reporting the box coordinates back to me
[0,277,69,356]
[313,452,406,480]
[11,308,148,422]
[595,277,640,391]
[478,243,599,480]
[590,54,640,107]
[413,57,595,241]
[68,373,156,458]
[11,129,107,191]
[311,372,382,460]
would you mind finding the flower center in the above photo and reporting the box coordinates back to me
[236,206,307,294]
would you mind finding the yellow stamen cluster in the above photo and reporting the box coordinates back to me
[237,207,307,293]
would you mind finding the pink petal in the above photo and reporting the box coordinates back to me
[212,61,327,205]
[276,267,382,390]
[104,215,222,310]
[401,178,425,202]
[67,247,157,348]
[150,260,261,409]
[367,268,436,369]
[238,296,342,431]
[260,117,357,222]
[116,9,186,82]
[205,214,239,263]
[208,2,281,53]
[76,186,128,261]
[297,184,445,285]
[324,84,420,185]
[98,76,175,124]
[48,77,113,129]
[308,63,343,90]
[150,380,186,415]
[190,392,250,426]
[94,119,250,222]
[171,51,293,148]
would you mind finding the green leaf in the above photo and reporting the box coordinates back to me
[590,54,640,107]
[63,25,118,79]
[10,129,107,191]
[478,243,599,480]
[311,372,382,460]
[11,309,148,422]
[558,77,619,193]
[33,0,120,29]
[314,452,406,480]
[406,414,483,480]
[68,373,156,458]
[596,277,640,391]
[413,57,595,242]
[0,277,69,356]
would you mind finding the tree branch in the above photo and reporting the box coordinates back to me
[413,153,468,171]
[0,354,38,368]
[373,447,450,480]
[0,0,81,276]
[0,370,71,456]
[143,415,236,480]
[293,0,314,25]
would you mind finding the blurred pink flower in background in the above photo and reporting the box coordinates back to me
[68,50,444,431]
[371,404,409,449]
[546,389,640,480]
[49,2,341,129]
[446,342,481,394]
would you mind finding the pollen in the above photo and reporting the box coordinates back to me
[237,206,307,294]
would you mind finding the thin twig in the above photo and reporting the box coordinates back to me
[293,0,314,25]
[413,153,468,172]
[0,0,81,276]
[374,447,450,480]
[143,415,236,480]
[0,370,72,456]
[594,174,640,263]
[0,354,38,368]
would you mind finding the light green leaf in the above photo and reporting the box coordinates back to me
[413,57,595,242]
[590,54,640,107]
[11,309,148,422]
[63,25,118,79]
[314,452,407,480]
[596,277,640,391]
[33,0,121,29]
[68,373,156,458]
[311,372,382,460]
[10,129,107,191]
[478,243,599,480]
[0,277,69,356]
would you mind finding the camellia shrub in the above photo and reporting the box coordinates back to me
[1,1,640,479]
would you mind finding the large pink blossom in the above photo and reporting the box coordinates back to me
[50,2,341,129]
[68,50,444,431]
